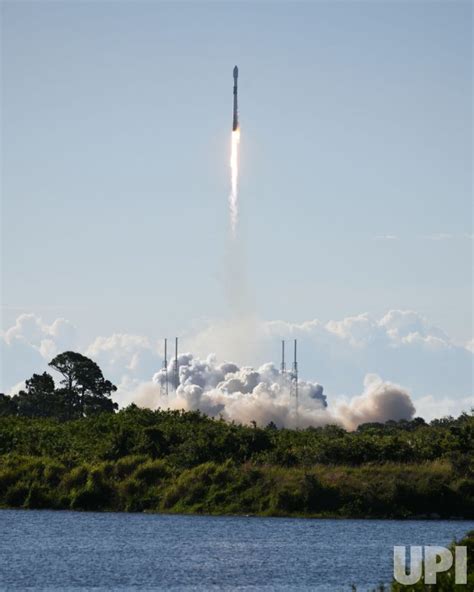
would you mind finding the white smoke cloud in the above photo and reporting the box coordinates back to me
[334,374,416,431]
[184,317,260,366]
[122,353,415,430]
[147,353,326,428]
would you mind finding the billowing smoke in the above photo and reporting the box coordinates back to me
[335,374,416,431]
[129,353,415,430]
[145,353,326,429]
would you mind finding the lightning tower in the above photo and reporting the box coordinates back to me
[291,339,299,427]
[161,338,168,397]
[174,337,179,390]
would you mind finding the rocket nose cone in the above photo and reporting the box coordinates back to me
[233,65,238,77]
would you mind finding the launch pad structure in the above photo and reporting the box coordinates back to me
[160,336,300,426]
[161,337,180,395]
[281,339,299,427]
[160,338,168,398]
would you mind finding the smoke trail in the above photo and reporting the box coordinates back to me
[229,128,241,237]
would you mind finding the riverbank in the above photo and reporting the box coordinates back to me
[0,455,472,518]
[0,409,472,518]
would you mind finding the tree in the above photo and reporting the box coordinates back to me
[49,351,118,418]
[13,373,59,418]
[0,393,17,417]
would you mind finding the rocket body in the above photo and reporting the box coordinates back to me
[232,65,239,131]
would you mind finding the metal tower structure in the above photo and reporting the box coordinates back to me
[291,339,299,427]
[174,337,179,390]
[281,340,286,376]
[160,338,168,397]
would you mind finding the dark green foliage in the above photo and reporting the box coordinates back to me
[132,460,170,485]
[49,351,118,418]
[0,451,472,518]
[66,463,114,510]
[0,393,18,416]
[0,388,472,517]
[5,483,29,507]
[13,373,57,418]
[24,484,54,509]
[1,351,118,420]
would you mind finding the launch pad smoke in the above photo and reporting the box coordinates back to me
[136,353,416,430]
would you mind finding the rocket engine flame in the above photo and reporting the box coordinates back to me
[229,127,240,237]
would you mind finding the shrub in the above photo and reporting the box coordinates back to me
[4,482,29,507]
[61,466,88,491]
[115,455,147,480]
[132,459,170,485]
[0,469,20,493]
[43,462,66,487]
[24,484,54,509]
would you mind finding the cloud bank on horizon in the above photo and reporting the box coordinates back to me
[1,309,472,425]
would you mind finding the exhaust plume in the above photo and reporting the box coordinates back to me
[229,128,241,237]
[131,354,416,430]
[336,374,416,431]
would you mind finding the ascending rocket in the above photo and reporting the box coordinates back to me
[232,65,239,131]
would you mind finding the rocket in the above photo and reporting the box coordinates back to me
[232,65,239,131]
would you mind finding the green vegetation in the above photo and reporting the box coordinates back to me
[0,351,473,517]
[0,406,473,518]
[1,351,117,420]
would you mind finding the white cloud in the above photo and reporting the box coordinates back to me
[7,381,26,397]
[86,334,158,376]
[326,312,386,347]
[3,314,76,353]
[373,233,472,242]
[414,395,473,422]
[183,311,472,402]
[85,334,162,407]
[422,233,453,241]
[1,310,472,421]
[1,314,78,392]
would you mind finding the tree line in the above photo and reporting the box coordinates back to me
[0,351,117,420]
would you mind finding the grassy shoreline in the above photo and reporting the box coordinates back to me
[1,408,472,518]
[0,455,472,519]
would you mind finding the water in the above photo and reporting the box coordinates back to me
[0,510,472,591]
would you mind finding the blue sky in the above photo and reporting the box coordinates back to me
[1,1,472,410]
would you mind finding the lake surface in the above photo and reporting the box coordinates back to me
[0,510,472,591]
